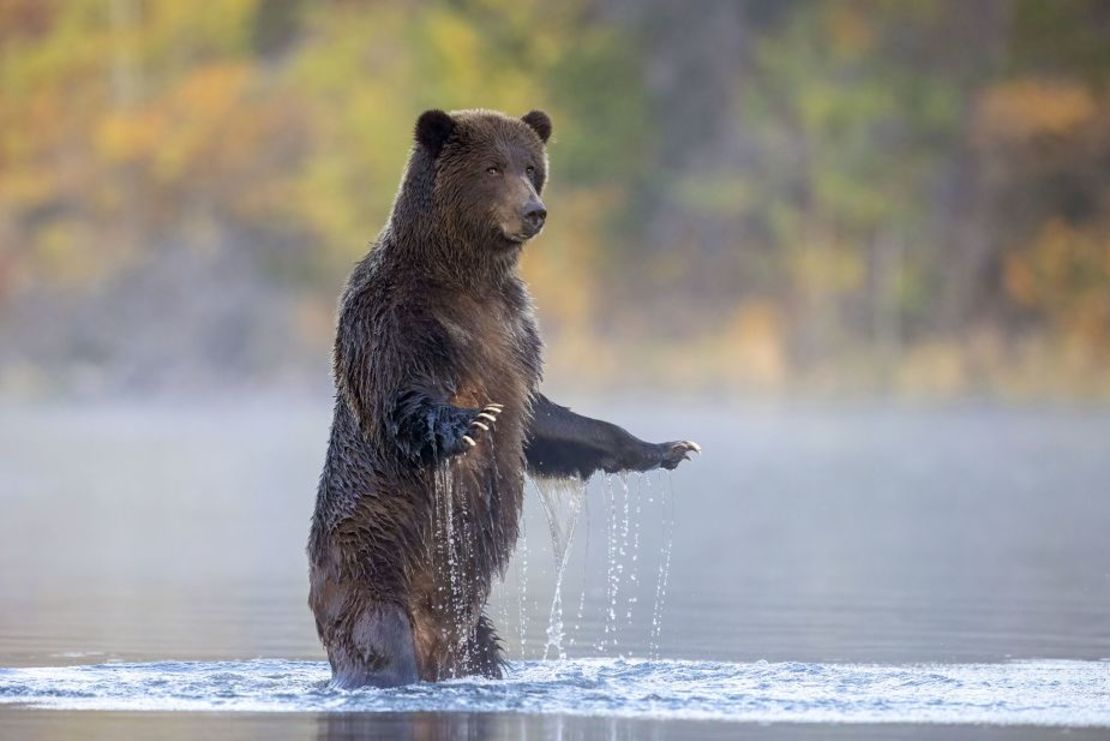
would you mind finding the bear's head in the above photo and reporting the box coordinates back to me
[411,108,552,250]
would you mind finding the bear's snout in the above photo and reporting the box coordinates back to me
[522,200,547,236]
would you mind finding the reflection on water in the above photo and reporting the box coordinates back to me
[14,709,1078,741]
[1,396,1109,738]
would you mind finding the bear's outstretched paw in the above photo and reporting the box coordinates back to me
[461,403,503,450]
[657,440,701,470]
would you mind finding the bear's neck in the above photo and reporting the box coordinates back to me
[385,222,520,289]
[387,221,522,294]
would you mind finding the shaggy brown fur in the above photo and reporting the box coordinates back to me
[308,108,698,688]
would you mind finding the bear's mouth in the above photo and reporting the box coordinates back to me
[499,231,532,246]
[502,224,543,244]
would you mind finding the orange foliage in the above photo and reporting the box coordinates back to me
[1005,218,1110,347]
[974,79,1096,145]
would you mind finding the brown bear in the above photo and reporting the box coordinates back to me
[307,108,699,688]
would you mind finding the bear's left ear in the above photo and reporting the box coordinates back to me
[521,110,552,144]
[415,109,456,158]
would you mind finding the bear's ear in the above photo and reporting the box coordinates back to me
[521,110,552,144]
[415,109,456,158]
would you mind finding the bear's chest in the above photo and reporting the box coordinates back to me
[445,303,535,415]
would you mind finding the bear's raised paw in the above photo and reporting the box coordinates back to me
[657,440,701,470]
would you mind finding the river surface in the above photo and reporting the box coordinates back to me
[1,396,1108,739]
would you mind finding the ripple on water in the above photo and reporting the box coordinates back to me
[0,658,1107,727]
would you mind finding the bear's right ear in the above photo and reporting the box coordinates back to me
[415,109,456,158]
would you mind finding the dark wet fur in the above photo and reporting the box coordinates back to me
[308,108,698,688]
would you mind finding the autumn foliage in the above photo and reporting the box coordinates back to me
[1,0,1108,397]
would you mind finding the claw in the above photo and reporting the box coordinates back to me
[475,412,498,423]
[461,435,477,448]
[484,403,504,411]
[471,420,489,432]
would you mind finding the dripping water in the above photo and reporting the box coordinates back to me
[433,464,466,643]
[649,474,676,659]
[517,514,529,656]
[624,474,644,654]
[567,492,591,650]
[502,469,677,661]
[617,475,633,651]
[533,477,587,660]
[600,475,619,652]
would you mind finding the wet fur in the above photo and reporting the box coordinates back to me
[308,109,697,688]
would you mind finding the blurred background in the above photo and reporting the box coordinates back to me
[3,0,1109,400]
[3,4,1110,738]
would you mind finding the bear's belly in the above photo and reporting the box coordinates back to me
[412,364,530,628]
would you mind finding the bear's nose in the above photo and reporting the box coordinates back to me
[523,202,547,232]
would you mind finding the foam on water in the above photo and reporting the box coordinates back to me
[1,658,1107,726]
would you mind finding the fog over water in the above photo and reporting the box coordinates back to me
[1,396,1109,738]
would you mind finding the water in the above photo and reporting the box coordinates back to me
[534,477,586,660]
[649,476,675,660]
[2,396,1110,739]
[1,658,1107,726]
[432,464,468,641]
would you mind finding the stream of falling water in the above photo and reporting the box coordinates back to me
[433,465,467,644]
[517,515,529,656]
[599,476,618,652]
[624,474,644,652]
[649,474,676,659]
[432,466,453,620]
[496,471,677,661]
[534,477,587,660]
[567,493,590,651]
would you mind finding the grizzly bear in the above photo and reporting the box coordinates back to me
[307,108,699,688]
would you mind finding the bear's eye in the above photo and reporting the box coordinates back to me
[486,166,500,176]
[525,165,535,176]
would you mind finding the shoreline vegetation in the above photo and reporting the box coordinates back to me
[2,327,1108,404]
[3,2,1108,401]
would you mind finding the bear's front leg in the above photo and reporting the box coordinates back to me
[524,393,700,479]
[388,388,502,464]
